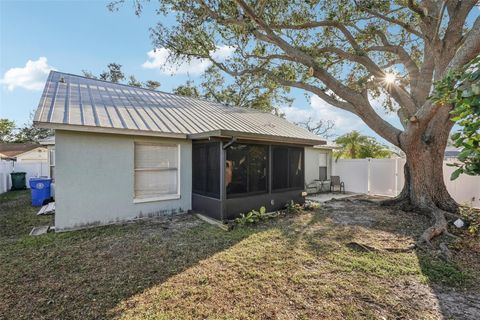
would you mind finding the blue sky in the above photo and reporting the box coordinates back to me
[0,0,426,144]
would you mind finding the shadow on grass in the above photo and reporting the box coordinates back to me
[1,192,478,319]
[298,198,480,319]
[0,191,264,319]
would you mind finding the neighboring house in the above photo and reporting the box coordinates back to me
[444,146,461,160]
[34,71,332,231]
[0,143,48,162]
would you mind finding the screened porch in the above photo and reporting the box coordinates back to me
[192,140,306,221]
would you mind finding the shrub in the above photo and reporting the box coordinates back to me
[256,206,268,221]
[285,200,303,214]
[235,211,257,226]
[235,206,268,226]
[304,201,320,211]
[459,205,480,236]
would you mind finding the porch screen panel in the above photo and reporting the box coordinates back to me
[192,144,207,192]
[226,144,248,195]
[272,146,304,191]
[289,148,304,188]
[192,142,220,198]
[248,145,268,193]
[134,143,179,199]
[272,146,289,190]
[226,143,268,197]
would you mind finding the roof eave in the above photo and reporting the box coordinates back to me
[34,122,188,140]
[189,130,326,146]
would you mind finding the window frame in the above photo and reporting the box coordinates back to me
[133,142,181,203]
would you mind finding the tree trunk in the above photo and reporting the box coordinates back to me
[384,117,458,244]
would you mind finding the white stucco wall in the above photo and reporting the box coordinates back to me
[305,147,333,184]
[55,130,192,231]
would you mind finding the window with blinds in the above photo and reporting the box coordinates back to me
[134,143,179,200]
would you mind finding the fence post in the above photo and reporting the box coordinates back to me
[367,158,371,195]
[394,158,398,196]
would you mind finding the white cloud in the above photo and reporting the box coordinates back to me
[1,57,54,91]
[211,45,236,60]
[142,45,235,75]
[281,93,404,138]
[281,95,364,136]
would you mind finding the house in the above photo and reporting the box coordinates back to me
[39,136,55,180]
[0,143,48,162]
[444,146,461,161]
[34,71,333,231]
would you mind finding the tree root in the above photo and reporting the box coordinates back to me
[418,208,449,245]
[346,241,416,253]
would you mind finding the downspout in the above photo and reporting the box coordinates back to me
[223,137,237,150]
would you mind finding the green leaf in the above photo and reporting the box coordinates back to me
[450,169,462,181]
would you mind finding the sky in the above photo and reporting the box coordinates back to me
[0,0,428,145]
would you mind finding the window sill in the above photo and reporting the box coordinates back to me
[133,194,181,204]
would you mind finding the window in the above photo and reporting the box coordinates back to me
[134,143,179,201]
[318,152,328,181]
[226,144,268,197]
[49,148,55,181]
[319,167,327,181]
[272,146,304,191]
[192,142,220,198]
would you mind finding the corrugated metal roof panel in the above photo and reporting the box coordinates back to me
[34,71,325,145]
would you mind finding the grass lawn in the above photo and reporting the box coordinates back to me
[1,191,479,319]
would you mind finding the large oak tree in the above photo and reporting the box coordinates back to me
[122,0,480,243]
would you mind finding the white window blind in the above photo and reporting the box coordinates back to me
[134,143,179,200]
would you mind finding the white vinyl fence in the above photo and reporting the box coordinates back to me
[334,158,480,208]
[0,160,49,194]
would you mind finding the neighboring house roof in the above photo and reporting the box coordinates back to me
[445,147,461,158]
[314,143,341,150]
[34,71,325,146]
[39,136,55,145]
[0,143,44,159]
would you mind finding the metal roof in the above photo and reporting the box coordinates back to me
[34,71,325,145]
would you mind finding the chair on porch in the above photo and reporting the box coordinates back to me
[330,176,345,193]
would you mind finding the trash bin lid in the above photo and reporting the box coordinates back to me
[29,177,52,182]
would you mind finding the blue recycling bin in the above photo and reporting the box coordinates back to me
[29,177,52,207]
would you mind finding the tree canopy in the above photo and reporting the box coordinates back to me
[83,63,161,90]
[173,66,292,112]
[0,119,15,143]
[431,54,480,179]
[294,118,335,139]
[334,131,393,159]
[0,116,52,143]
